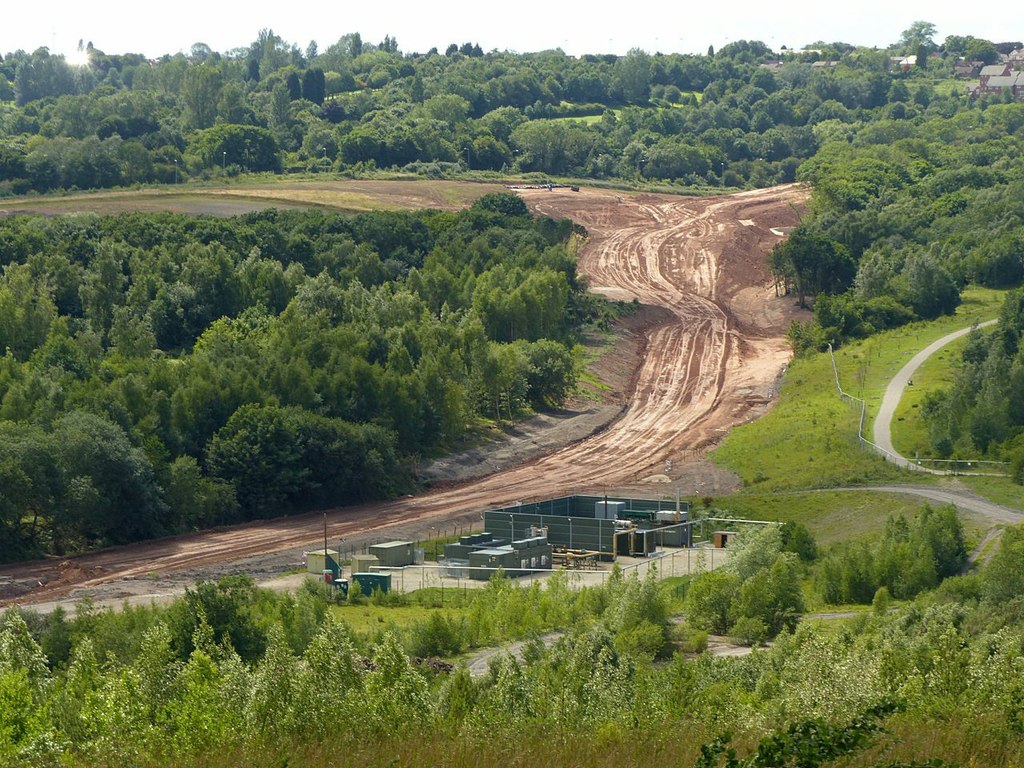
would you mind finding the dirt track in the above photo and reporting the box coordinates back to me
[0,184,808,606]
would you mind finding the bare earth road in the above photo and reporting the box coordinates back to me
[0,184,808,607]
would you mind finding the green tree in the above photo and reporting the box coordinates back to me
[770,228,855,309]
[181,64,223,130]
[301,67,326,104]
[982,524,1024,603]
[731,553,805,636]
[900,251,960,320]
[364,632,431,734]
[186,124,280,172]
[616,48,652,104]
[965,38,1000,64]
[685,570,741,634]
[897,21,938,54]
[0,263,57,360]
[52,411,166,549]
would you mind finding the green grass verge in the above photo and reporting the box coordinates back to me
[960,475,1024,509]
[709,490,977,545]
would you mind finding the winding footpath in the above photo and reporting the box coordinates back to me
[872,320,998,473]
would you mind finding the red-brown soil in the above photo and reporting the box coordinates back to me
[0,183,808,606]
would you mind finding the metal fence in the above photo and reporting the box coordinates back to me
[827,344,1008,477]
[366,546,732,595]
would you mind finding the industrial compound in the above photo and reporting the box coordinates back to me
[305,494,741,594]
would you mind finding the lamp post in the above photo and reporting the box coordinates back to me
[720,161,726,186]
[321,145,327,172]
[173,158,178,184]
[222,151,227,171]
[464,146,470,169]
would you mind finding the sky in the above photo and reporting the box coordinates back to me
[1,1,1019,61]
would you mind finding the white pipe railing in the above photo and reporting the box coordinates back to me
[827,343,1008,476]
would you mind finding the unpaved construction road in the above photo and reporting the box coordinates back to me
[0,184,808,607]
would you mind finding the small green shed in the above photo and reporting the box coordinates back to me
[352,572,392,595]
[369,541,415,567]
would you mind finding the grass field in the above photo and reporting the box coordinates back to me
[545,100,700,126]
[0,178,509,217]
[709,489,985,545]
[961,474,1024,509]
[547,113,607,125]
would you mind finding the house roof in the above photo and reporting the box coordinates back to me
[983,73,1024,89]
[986,76,1017,88]
[981,64,1011,77]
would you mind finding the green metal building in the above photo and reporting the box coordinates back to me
[369,540,416,567]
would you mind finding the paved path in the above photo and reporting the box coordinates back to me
[849,485,1023,525]
[466,632,565,677]
[872,321,997,472]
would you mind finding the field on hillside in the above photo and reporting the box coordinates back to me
[0,179,510,217]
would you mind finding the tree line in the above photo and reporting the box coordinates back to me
[0,27,1004,194]
[0,194,593,561]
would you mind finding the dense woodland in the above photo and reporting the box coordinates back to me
[0,29,1015,194]
[774,103,1024,344]
[0,194,592,561]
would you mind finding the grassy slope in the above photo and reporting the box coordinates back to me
[712,287,1006,492]
[710,490,985,546]
[710,346,905,490]
[889,334,973,457]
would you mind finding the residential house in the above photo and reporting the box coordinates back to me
[954,59,983,78]
[970,64,1024,99]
